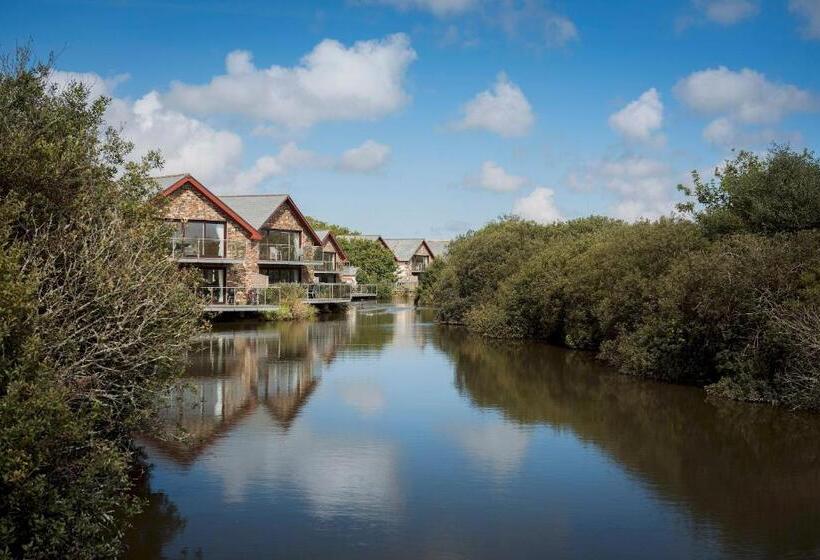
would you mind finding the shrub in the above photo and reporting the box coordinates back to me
[337,237,398,288]
[0,49,201,557]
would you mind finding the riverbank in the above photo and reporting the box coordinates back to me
[418,147,820,411]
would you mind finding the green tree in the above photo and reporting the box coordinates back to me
[338,237,397,291]
[0,49,201,558]
[678,146,820,236]
[306,216,360,236]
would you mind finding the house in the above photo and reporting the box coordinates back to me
[380,238,435,287]
[155,173,348,308]
[425,239,450,259]
[312,230,350,284]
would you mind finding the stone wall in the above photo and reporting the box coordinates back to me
[161,184,257,294]
[259,201,318,283]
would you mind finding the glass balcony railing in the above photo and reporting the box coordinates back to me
[411,260,429,273]
[168,238,246,260]
[197,283,352,305]
[258,244,324,264]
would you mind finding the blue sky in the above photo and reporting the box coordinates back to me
[3,0,819,237]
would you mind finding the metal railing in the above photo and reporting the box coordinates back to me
[410,260,429,273]
[169,237,246,260]
[198,283,352,306]
[315,260,344,272]
[258,243,323,264]
[351,284,378,297]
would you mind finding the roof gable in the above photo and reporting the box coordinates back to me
[220,195,322,245]
[156,175,262,240]
[316,230,348,261]
[381,238,433,262]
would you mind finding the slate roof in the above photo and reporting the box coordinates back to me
[426,239,450,258]
[381,238,428,262]
[314,230,329,240]
[219,195,288,231]
[152,173,189,191]
[339,234,384,243]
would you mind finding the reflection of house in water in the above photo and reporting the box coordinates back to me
[147,322,349,465]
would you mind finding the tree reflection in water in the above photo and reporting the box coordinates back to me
[432,327,820,559]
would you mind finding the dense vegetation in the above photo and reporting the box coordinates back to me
[306,215,360,236]
[338,237,398,297]
[0,51,201,558]
[420,146,820,410]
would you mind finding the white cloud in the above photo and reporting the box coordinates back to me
[497,2,579,47]
[568,156,675,221]
[364,0,477,16]
[232,143,323,192]
[451,73,534,137]
[696,0,758,24]
[543,14,579,46]
[464,161,527,192]
[48,70,130,100]
[674,66,815,124]
[452,422,530,477]
[790,0,820,39]
[337,140,391,172]
[702,116,803,149]
[164,34,417,129]
[107,91,245,188]
[608,88,664,145]
[512,187,563,223]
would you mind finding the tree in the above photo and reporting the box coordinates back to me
[306,216,360,236]
[337,238,397,287]
[678,146,820,236]
[0,48,201,558]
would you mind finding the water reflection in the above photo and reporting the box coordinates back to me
[433,328,820,560]
[126,304,820,560]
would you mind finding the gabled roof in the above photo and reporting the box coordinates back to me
[155,174,262,240]
[381,238,433,262]
[426,239,451,258]
[220,194,322,245]
[314,230,348,261]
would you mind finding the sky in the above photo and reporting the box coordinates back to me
[3,0,819,238]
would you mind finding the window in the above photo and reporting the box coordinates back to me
[171,220,225,258]
[323,251,336,270]
[261,267,301,284]
[412,255,429,271]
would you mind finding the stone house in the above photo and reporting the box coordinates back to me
[380,238,435,287]
[312,230,357,284]
[156,173,331,303]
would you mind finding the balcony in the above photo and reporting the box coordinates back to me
[351,284,378,298]
[315,260,344,273]
[410,260,429,273]
[258,243,324,265]
[198,283,353,310]
[169,238,246,263]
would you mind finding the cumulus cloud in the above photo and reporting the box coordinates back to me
[512,187,563,223]
[790,0,820,39]
[497,1,579,47]
[49,70,130,100]
[702,116,803,149]
[363,0,477,16]
[164,34,417,129]
[696,0,758,24]
[568,156,676,221]
[451,73,534,137]
[337,140,391,172]
[107,91,246,188]
[608,88,664,145]
[464,161,528,192]
[674,66,815,124]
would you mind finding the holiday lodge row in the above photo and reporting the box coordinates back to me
[155,174,449,309]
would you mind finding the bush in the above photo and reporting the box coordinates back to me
[423,146,820,410]
[0,49,201,557]
[337,237,398,288]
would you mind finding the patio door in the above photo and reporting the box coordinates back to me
[200,267,226,303]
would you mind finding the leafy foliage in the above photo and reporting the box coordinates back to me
[338,237,397,292]
[0,49,201,558]
[306,215,360,236]
[424,147,820,410]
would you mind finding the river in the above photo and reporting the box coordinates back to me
[125,303,820,559]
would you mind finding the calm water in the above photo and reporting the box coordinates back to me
[126,303,820,560]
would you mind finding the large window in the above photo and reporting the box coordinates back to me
[191,266,225,303]
[411,255,429,271]
[322,251,336,270]
[260,266,301,284]
[167,220,225,258]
